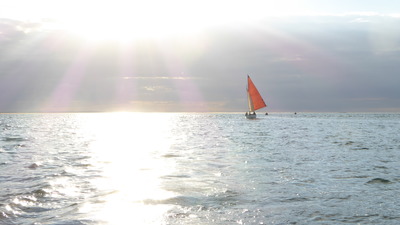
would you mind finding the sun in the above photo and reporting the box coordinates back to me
[9,0,313,44]
[43,0,306,44]
[51,0,291,43]
[56,0,213,43]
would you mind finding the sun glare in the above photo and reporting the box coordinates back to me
[57,0,215,43]
[10,0,318,44]
[49,0,304,43]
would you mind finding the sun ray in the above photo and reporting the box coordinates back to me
[44,48,92,112]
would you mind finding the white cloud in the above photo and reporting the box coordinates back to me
[350,18,370,23]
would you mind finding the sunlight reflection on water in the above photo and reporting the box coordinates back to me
[76,113,178,224]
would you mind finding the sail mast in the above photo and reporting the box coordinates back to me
[247,78,254,112]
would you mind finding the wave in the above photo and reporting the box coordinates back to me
[2,137,28,142]
[366,178,392,184]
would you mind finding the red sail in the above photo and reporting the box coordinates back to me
[248,76,266,111]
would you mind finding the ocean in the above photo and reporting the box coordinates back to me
[1,113,400,225]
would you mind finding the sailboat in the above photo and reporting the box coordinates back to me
[245,75,266,119]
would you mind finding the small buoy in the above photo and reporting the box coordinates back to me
[28,163,40,169]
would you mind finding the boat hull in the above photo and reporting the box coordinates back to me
[245,112,257,119]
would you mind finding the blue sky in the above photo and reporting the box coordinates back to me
[1,0,400,112]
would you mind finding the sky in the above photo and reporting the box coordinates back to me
[1,0,400,112]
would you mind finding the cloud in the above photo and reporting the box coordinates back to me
[350,18,370,23]
[121,76,197,80]
[1,14,400,112]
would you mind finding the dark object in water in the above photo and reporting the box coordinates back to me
[366,178,391,184]
[28,163,40,169]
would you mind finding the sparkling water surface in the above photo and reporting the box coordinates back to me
[1,113,400,224]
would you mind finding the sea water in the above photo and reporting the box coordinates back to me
[1,113,400,225]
